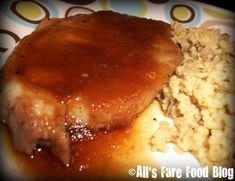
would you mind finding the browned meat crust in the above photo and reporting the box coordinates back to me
[0,11,182,165]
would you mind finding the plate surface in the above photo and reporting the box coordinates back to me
[0,0,234,180]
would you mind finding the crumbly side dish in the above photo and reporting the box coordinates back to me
[151,22,235,167]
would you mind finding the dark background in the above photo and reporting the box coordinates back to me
[196,0,235,12]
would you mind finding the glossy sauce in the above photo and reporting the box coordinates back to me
[1,101,161,180]
[4,11,182,132]
[1,11,182,179]
[8,11,181,108]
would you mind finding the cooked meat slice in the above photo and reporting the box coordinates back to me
[0,11,183,165]
[0,79,70,165]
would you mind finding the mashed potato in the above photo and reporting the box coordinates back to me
[151,23,235,167]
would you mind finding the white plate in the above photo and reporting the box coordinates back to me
[0,0,234,180]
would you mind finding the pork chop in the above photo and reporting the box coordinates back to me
[0,11,182,165]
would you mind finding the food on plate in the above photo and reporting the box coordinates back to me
[152,22,235,167]
[0,11,183,165]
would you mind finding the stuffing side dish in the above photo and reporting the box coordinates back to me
[152,23,235,167]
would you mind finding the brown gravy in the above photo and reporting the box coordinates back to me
[1,101,160,180]
[15,125,131,179]
[3,11,182,133]
[0,11,182,179]
[12,11,172,98]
